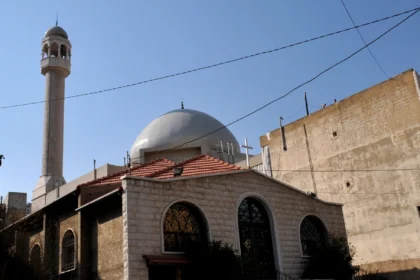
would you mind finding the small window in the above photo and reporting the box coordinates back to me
[61,230,75,271]
[417,207,420,218]
[332,131,338,137]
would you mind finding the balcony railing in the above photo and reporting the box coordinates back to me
[41,57,71,69]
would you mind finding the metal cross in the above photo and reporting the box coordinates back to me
[241,138,253,168]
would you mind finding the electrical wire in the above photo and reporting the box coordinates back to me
[127,9,419,163]
[340,0,389,78]
[1,7,419,110]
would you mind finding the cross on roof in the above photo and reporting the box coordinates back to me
[241,138,253,168]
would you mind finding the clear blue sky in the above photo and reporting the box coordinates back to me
[0,0,419,199]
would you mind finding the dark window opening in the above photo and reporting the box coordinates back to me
[238,198,276,279]
[61,230,75,271]
[300,215,328,256]
[30,244,41,273]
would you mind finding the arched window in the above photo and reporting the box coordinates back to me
[300,215,328,256]
[61,230,75,271]
[60,44,67,59]
[50,42,59,57]
[238,198,275,278]
[163,202,207,252]
[42,44,49,59]
[30,244,41,272]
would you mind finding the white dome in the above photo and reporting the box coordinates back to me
[130,109,240,162]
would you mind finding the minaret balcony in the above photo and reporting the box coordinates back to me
[41,57,71,76]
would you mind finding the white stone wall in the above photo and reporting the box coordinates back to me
[122,171,345,280]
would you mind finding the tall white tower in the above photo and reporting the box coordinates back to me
[32,25,71,212]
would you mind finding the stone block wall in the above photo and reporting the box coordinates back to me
[122,171,345,279]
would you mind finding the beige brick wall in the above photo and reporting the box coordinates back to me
[122,171,345,279]
[260,69,420,272]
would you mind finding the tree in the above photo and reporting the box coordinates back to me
[301,234,359,280]
[184,240,242,280]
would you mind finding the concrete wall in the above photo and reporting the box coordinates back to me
[4,192,27,211]
[122,172,345,279]
[59,164,125,198]
[260,69,420,275]
[31,163,125,213]
[4,192,27,224]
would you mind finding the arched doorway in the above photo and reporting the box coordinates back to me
[238,197,276,278]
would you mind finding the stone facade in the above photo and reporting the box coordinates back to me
[0,190,123,279]
[122,171,345,279]
[260,69,420,277]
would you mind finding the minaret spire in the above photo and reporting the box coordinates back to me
[33,25,72,212]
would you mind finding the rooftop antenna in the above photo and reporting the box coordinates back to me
[56,12,58,26]
[230,142,235,163]
[126,151,131,175]
[93,159,97,180]
[226,142,231,163]
[220,141,224,161]
[304,92,310,116]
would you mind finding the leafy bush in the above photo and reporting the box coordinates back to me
[301,234,359,280]
[184,240,242,280]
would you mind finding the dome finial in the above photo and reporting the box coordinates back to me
[181,100,184,109]
[56,12,58,26]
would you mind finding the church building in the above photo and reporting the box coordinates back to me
[0,25,347,280]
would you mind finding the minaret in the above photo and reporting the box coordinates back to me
[32,25,71,212]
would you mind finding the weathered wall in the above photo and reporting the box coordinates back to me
[80,185,119,205]
[4,192,27,224]
[4,192,27,211]
[122,172,345,279]
[94,203,124,280]
[260,69,420,274]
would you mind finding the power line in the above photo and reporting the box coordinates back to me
[128,8,419,163]
[1,7,419,110]
[340,0,389,78]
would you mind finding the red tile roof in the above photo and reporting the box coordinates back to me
[78,155,241,189]
[78,158,174,188]
[147,155,241,179]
